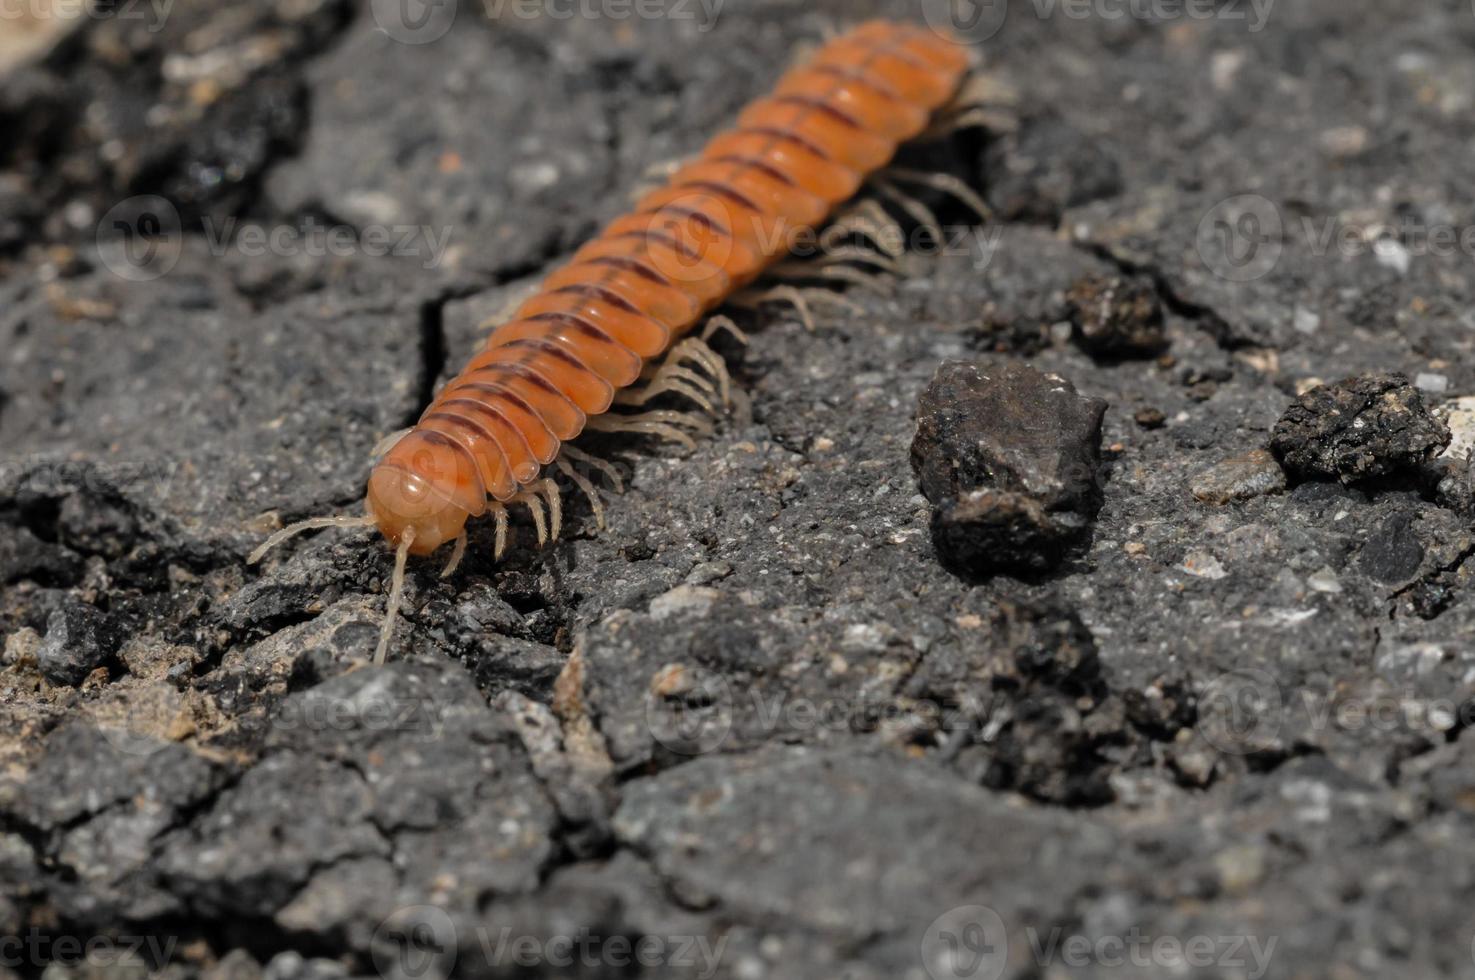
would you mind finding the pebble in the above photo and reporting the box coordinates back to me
[1439,396,1475,461]
[911,360,1107,577]
[1134,406,1167,430]
[648,585,721,621]
[1190,449,1288,504]
[1180,550,1228,580]
[38,601,120,686]
[1270,373,1450,484]
[1064,274,1168,359]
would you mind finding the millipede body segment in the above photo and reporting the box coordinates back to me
[365,20,971,556]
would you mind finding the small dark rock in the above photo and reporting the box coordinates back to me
[58,493,138,560]
[1359,513,1425,585]
[38,601,120,686]
[911,360,1107,577]
[1134,407,1167,430]
[968,311,1051,355]
[1406,574,1459,620]
[1123,678,1195,740]
[0,524,83,587]
[1190,449,1288,504]
[1065,275,1167,358]
[1433,455,1475,518]
[1271,373,1451,484]
[1179,365,1233,403]
[972,605,1125,805]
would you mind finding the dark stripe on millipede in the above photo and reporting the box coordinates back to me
[644,203,732,239]
[413,430,491,492]
[735,125,832,161]
[582,255,672,286]
[457,366,586,422]
[603,229,709,264]
[806,63,903,101]
[437,380,563,457]
[551,283,644,314]
[435,398,539,465]
[771,94,864,130]
[673,179,763,215]
[423,411,512,471]
[442,385,556,455]
[525,310,632,350]
[497,337,605,379]
[705,154,799,188]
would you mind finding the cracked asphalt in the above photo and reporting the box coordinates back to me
[5,1,1475,978]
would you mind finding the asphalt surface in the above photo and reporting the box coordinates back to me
[5,1,1475,978]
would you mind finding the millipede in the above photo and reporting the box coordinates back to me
[250,19,996,663]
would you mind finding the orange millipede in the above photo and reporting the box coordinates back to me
[250,20,978,662]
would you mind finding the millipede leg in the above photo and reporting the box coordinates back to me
[616,334,736,413]
[814,247,904,273]
[701,314,750,346]
[624,408,715,435]
[585,410,713,451]
[541,477,563,542]
[491,503,510,561]
[247,513,375,565]
[884,168,993,224]
[824,200,906,258]
[441,531,468,579]
[556,455,606,530]
[614,422,696,450]
[733,284,865,331]
[871,177,943,243]
[669,338,733,409]
[615,363,718,413]
[732,285,813,331]
[374,529,415,667]
[561,444,624,492]
[921,72,1020,140]
[767,262,893,296]
[511,491,549,547]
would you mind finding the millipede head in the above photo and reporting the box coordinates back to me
[366,431,485,557]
